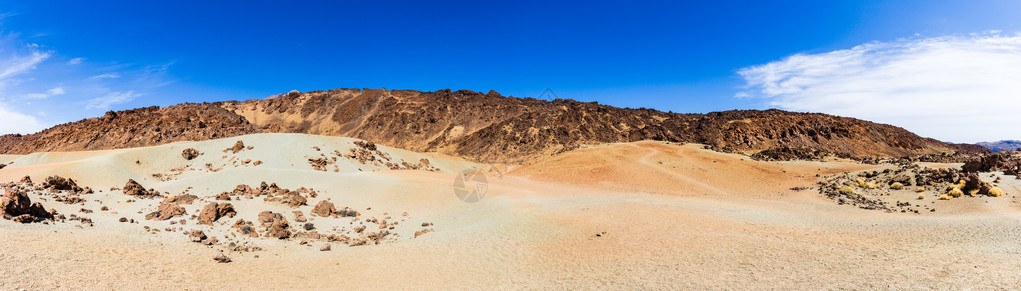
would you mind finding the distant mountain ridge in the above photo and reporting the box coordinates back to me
[977,140,1021,152]
[0,88,990,162]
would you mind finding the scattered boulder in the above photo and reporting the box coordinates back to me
[19,176,32,184]
[225,140,246,154]
[198,202,236,225]
[414,228,434,238]
[189,230,208,242]
[312,200,336,217]
[337,207,359,217]
[215,192,231,201]
[181,148,201,160]
[213,253,231,263]
[43,176,83,192]
[145,203,187,220]
[258,211,290,239]
[280,192,307,208]
[889,174,912,186]
[124,179,160,198]
[165,194,199,204]
[0,189,54,223]
[320,244,331,251]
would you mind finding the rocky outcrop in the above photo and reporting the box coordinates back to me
[962,151,1021,175]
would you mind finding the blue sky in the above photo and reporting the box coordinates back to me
[0,0,1019,142]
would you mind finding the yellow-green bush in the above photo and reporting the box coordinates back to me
[948,188,964,198]
[839,186,856,195]
[989,187,1004,197]
[917,194,925,200]
[915,186,926,192]
[891,182,904,190]
[865,181,879,189]
[939,194,951,200]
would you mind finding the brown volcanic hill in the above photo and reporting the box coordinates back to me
[0,88,986,162]
[0,104,257,154]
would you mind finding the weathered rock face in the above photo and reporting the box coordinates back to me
[0,189,54,223]
[198,202,236,225]
[0,88,985,162]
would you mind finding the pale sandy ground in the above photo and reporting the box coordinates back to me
[1,135,1021,289]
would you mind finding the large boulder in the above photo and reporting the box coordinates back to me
[198,202,236,225]
[0,189,53,223]
[257,211,290,239]
[181,148,201,160]
[43,176,82,192]
[124,179,160,198]
[312,200,336,217]
[145,203,186,220]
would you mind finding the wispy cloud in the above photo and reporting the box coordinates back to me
[89,72,120,79]
[86,91,140,110]
[0,34,51,134]
[737,33,1021,143]
[0,31,177,134]
[24,87,66,99]
[0,49,50,80]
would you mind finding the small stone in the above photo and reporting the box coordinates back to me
[213,253,231,263]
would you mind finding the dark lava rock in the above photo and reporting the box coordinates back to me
[181,148,201,160]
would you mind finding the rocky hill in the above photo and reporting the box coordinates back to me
[0,88,987,162]
[977,140,1021,152]
[0,104,257,154]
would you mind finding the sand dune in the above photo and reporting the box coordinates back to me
[510,141,876,197]
[1,134,1020,289]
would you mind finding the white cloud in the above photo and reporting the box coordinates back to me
[67,57,83,65]
[737,33,1021,143]
[89,72,121,79]
[0,102,46,134]
[86,91,140,110]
